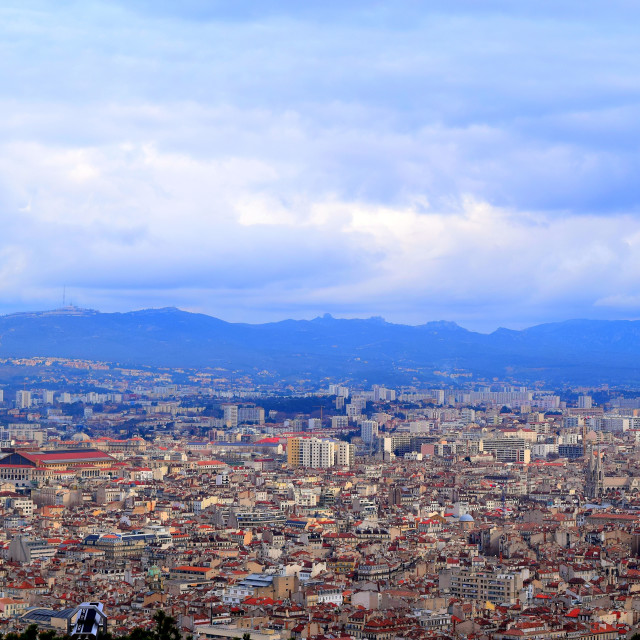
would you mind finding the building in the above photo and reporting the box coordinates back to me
[227,509,287,529]
[372,385,396,402]
[287,437,302,467]
[335,441,355,467]
[238,406,265,424]
[361,420,379,444]
[444,567,526,603]
[585,450,604,499]
[21,603,107,639]
[223,405,238,428]
[287,437,354,469]
[223,574,298,605]
[480,438,531,463]
[82,532,150,558]
[558,444,583,459]
[0,449,116,487]
[8,497,34,516]
[331,416,349,429]
[578,395,593,409]
[15,390,31,409]
[170,565,217,581]
[329,385,349,398]
[7,536,57,563]
[300,438,335,468]
[0,597,28,618]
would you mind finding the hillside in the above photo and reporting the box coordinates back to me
[0,307,637,385]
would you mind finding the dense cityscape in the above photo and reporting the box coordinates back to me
[2,1,639,639]
[0,356,636,639]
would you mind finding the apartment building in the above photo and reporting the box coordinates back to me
[443,567,526,603]
[287,437,354,468]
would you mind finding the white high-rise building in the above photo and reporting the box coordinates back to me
[16,390,31,409]
[346,404,361,419]
[361,420,379,443]
[300,438,335,468]
[578,395,593,409]
[331,415,349,429]
[238,407,265,424]
[460,408,476,424]
[334,441,355,467]
[288,437,355,469]
[372,386,396,402]
[223,404,238,428]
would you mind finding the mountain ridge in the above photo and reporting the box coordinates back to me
[0,307,638,385]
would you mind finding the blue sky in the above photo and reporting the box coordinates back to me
[1,1,640,330]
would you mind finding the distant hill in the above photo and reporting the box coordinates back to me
[0,306,638,385]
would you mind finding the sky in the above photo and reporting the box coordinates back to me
[1,1,640,331]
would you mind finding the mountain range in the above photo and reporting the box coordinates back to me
[0,306,638,385]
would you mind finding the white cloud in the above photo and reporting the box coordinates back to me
[0,131,639,329]
[0,2,639,327]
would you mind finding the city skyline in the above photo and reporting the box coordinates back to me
[1,2,640,331]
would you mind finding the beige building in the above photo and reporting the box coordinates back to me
[442,567,527,604]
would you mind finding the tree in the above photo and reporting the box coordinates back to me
[151,609,181,640]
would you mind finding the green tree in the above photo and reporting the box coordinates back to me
[151,610,181,640]
[128,629,153,640]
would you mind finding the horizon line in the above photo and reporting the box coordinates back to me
[1,304,638,335]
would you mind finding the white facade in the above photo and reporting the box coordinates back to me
[331,415,349,429]
[578,395,593,409]
[346,403,361,419]
[372,385,396,402]
[223,404,238,428]
[15,390,31,409]
[602,416,629,432]
[9,498,34,516]
[329,385,350,398]
[334,441,354,467]
[300,438,335,468]
[238,406,264,424]
[531,442,559,458]
[361,420,379,443]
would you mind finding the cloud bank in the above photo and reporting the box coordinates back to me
[0,1,639,330]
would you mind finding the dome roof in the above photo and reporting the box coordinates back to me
[459,513,474,522]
